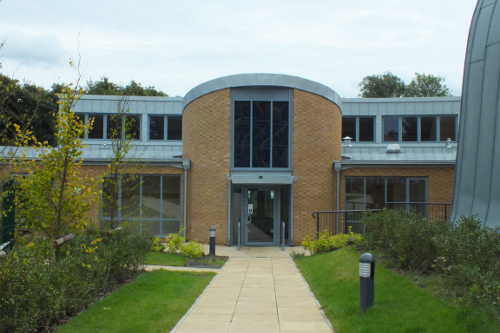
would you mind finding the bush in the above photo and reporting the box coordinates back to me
[302,227,363,255]
[165,228,185,253]
[151,236,164,252]
[362,209,448,272]
[180,241,204,259]
[0,230,154,333]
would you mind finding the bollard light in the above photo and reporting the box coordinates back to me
[209,227,216,256]
[359,252,375,312]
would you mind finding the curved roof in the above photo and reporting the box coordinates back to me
[452,0,500,227]
[182,73,342,109]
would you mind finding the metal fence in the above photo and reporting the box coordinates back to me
[314,202,452,238]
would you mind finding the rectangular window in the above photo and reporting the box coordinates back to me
[88,114,104,139]
[100,175,181,237]
[75,114,141,140]
[345,177,427,210]
[342,117,374,142]
[233,90,290,169]
[383,115,457,142]
[149,115,182,141]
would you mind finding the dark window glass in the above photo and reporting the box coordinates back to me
[107,114,123,139]
[421,117,437,141]
[149,115,164,140]
[440,116,456,141]
[402,117,418,141]
[365,178,385,209]
[345,177,365,210]
[162,176,181,219]
[272,101,289,168]
[387,178,406,202]
[88,114,104,139]
[121,175,141,218]
[126,115,141,140]
[359,117,374,142]
[383,116,399,141]
[252,101,271,168]
[142,176,161,218]
[234,101,251,167]
[342,117,356,140]
[167,116,182,140]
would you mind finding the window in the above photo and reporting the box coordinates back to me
[75,113,141,140]
[345,177,427,210]
[233,89,290,169]
[342,117,375,142]
[100,175,181,236]
[149,115,182,141]
[383,115,456,142]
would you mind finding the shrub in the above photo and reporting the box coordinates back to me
[0,230,154,333]
[180,240,204,259]
[151,236,164,252]
[165,228,185,253]
[302,227,363,255]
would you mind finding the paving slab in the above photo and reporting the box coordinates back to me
[171,248,332,333]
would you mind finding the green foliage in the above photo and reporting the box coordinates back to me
[358,71,406,98]
[150,236,164,252]
[0,230,154,333]
[85,76,168,97]
[302,227,363,255]
[359,71,452,98]
[180,240,204,259]
[165,228,185,254]
[14,83,101,243]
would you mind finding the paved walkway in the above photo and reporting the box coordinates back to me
[171,247,332,333]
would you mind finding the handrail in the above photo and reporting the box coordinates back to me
[282,221,285,251]
[237,219,241,251]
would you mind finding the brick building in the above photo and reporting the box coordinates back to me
[74,74,458,245]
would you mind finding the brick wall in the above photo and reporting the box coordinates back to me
[183,89,231,244]
[291,90,342,245]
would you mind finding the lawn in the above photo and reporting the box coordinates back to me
[55,269,215,333]
[295,247,498,333]
[146,251,228,268]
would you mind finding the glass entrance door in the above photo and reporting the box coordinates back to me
[244,187,277,245]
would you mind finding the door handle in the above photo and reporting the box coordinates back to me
[246,214,252,225]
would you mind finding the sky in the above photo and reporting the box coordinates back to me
[0,0,478,98]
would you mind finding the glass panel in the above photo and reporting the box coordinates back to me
[149,115,164,140]
[359,117,374,142]
[440,116,456,141]
[167,116,182,140]
[365,178,385,209]
[141,220,161,235]
[342,117,356,141]
[272,101,289,168]
[387,178,406,202]
[126,115,141,140]
[102,177,119,220]
[409,179,426,202]
[402,117,418,141]
[234,101,251,167]
[142,176,161,218]
[121,175,141,218]
[247,189,274,243]
[162,220,181,236]
[252,101,271,168]
[162,176,181,219]
[383,116,399,141]
[231,186,242,245]
[88,114,104,139]
[107,114,123,139]
[421,117,437,141]
[280,186,290,245]
[345,178,364,210]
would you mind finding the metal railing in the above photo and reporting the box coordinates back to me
[314,202,452,237]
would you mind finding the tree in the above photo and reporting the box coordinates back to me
[85,76,168,97]
[14,77,101,261]
[405,73,452,97]
[358,71,406,98]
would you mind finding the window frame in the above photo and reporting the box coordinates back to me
[382,115,457,142]
[342,116,375,142]
[148,115,183,141]
[75,113,142,140]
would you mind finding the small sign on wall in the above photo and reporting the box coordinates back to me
[247,204,253,215]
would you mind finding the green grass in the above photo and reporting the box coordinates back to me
[56,270,215,333]
[146,251,228,268]
[295,247,498,333]
[145,251,187,266]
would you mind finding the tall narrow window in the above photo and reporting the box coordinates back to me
[167,116,182,140]
[149,115,165,140]
[252,101,271,168]
[88,114,104,139]
[402,117,418,141]
[342,117,356,140]
[234,101,251,168]
[272,102,289,168]
[359,117,374,141]
[421,117,437,141]
[440,116,456,141]
[384,116,399,141]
